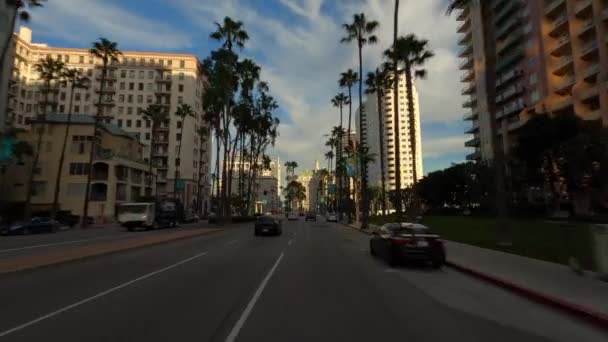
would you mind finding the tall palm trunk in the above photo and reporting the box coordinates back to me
[174,121,186,201]
[220,106,230,217]
[392,0,402,215]
[82,60,107,227]
[376,89,387,215]
[214,128,221,202]
[149,123,157,198]
[51,83,77,219]
[404,64,417,184]
[196,137,205,215]
[24,77,52,219]
[338,104,344,221]
[358,42,369,228]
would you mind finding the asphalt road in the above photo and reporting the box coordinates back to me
[0,218,605,341]
[0,222,207,259]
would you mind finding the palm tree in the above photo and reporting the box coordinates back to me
[341,13,379,227]
[384,35,434,188]
[284,161,298,179]
[24,56,64,219]
[331,94,348,219]
[389,0,402,216]
[142,104,168,196]
[210,16,249,52]
[195,126,209,215]
[51,68,89,219]
[365,68,390,215]
[0,1,45,91]
[338,69,358,147]
[82,38,121,227]
[445,0,511,244]
[174,103,195,200]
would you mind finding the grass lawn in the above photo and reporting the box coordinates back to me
[369,214,596,270]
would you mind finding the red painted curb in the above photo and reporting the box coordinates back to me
[447,261,608,331]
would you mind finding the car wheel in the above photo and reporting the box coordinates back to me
[384,246,398,267]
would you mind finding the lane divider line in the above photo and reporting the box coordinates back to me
[225,252,284,342]
[0,235,132,253]
[0,251,208,338]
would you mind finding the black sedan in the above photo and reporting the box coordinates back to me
[254,216,282,236]
[305,212,317,221]
[1,217,61,236]
[369,222,445,268]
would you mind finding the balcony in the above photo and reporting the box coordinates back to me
[457,17,471,33]
[464,137,480,148]
[458,41,473,57]
[550,34,571,56]
[579,86,599,101]
[577,19,595,36]
[554,74,575,95]
[459,56,474,70]
[461,82,476,95]
[495,48,524,73]
[495,14,523,39]
[463,111,478,121]
[497,100,525,119]
[458,30,472,45]
[462,96,477,108]
[466,150,481,161]
[457,6,469,21]
[95,85,116,93]
[574,0,592,17]
[580,41,598,60]
[496,69,523,88]
[497,28,524,55]
[496,84,525,104]
[581,63,600,81]
[152,149,168,157]
[552,55,573,76]
[460,70,475,83]
[154,87,171,95]
[549,15,569,37]
[465,121,479,134]
[155,76,172,83]
[545,0,565,17]
[494,0,522,26]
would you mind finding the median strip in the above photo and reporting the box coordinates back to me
[0,229,222,275]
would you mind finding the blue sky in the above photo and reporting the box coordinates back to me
[26,0,469,174]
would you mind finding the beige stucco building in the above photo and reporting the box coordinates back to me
[0,114,153,221]
[456,0,608,161]
[6,26,211,212]
[0,2,17,132]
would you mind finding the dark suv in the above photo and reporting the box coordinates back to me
[254,216,282,236]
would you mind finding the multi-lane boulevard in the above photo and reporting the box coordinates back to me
[0,218,605,341]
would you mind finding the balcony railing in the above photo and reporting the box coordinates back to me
[578,19,594,35]
[466,150,481,161]
[464,137,480,147]
[545,0,565,17]
[574,0,592,16]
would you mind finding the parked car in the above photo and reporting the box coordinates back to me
[369,222,445,268]
[254,216,282,236]
[287,212,299,221]
[1,217,61,236]
[182,209,199,223]
[326,213,337,222]
[305,212,317,221]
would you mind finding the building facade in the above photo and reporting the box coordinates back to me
[0,2,17,132]
[457,0,608,161]
[6,27,211,212]
[0,114,153,221]
[356,77,423,190]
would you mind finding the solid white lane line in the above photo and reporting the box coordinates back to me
[0,235,131,253]
[0,251,208,338]
[288,239,293,246]
[225,252,284,342]
[227,239,238,245]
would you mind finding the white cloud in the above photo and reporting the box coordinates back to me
[29,0,192,50]
[174,0,464,171]
[422,135,467,159]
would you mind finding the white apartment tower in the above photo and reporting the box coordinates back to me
[357,76,423,190]
[7,27,211,212]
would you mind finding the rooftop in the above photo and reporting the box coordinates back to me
[33,114,140,142]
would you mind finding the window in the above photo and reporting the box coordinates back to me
[69,163,90,175]
[136,120,141,128]
[117,119,123,127]
[137,95,143,104]
[179,72,184,80]
[168,59,173,66]
[32,181,47,196]
[87,69,93,77]
[180,60,185,68]
[145,120,151,128]
[118,107,124,115]
[137,107,143,115]
[120,82,125,90]
[126,120,132,127]
[129,70,135,78]
[79,56,85,63]
[128,95,133,103]
[85,93,90,101]
[60,92,66,101]
[178,84,184,92]
[84,105,90,113]
[119,95,125,103]
[75,93,81,101]
[138,70,144,79]
[177,121,182,129]
[129,82,134,90]
[148,71,154,79]
[145,132,150,140]
[176,133,181,141]
[147,95,153,103]
[121,70,127,78]
[177,96,183,104]
[127,107,133,115]
[531,90,540,103]
[529,73,537,86]
[138,83,144,91]
[74,105,80,112]
[147,83,153,91]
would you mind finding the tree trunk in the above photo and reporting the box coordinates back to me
[150,123,157,199]
[376,90,387,216]
[358,43,369,229]
[174,120,185,202]
[392,0,402,216]
[51,83,76,219]
[82,59,107,227]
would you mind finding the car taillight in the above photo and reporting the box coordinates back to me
[393,238,413,245]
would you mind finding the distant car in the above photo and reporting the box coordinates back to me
[305,212,316,221]
[287,212,299,221]
[254,216,282,236]
[370,222,445,268]
[1,217,60,236]
[326,213,337,222]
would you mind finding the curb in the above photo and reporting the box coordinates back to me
[0,228,223,276]
[341,221,608,331]
[447,260,608,331]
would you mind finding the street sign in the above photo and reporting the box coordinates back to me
[176,179,185,191]
[0,137,16,162]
